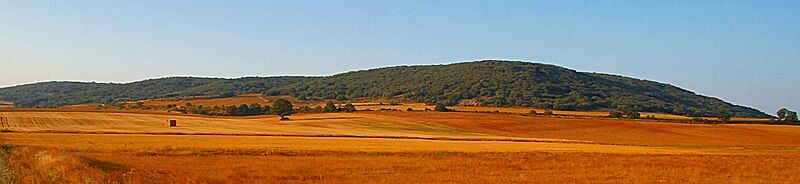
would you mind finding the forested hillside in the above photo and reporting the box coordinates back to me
[0,60,770,118]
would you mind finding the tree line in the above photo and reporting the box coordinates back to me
[180,100,356,119]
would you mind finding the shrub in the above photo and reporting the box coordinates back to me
[323,101,338,113]
[434,103,449,112]
[716,109,731,123]
[609,111,623,118]
[340,103,357,112]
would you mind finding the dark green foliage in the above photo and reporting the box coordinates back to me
[778,108,798,124]
[787,111,798,124]
[238,104,250,115]
[692,117,707,123]
[323,101,338,113]
[608,111,624,118]
[271,99,293,120]
[297,106,312,113]
[625,110,640,119]
[0,61,769,118]
[777,108,796,123]
[250,103,263,115]
[340,103,357,112]
[716,109,732,123]
[435,103,449,112]
[778,108,788,119]
[313,106,323,113]
[226,106,239,116]
[222,104,268,116]
[612,105,640,119]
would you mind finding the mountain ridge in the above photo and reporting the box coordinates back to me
[0,60,770,118]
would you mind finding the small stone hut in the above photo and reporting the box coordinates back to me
[165,119,177,127]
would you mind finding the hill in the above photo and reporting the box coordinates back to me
[0,60,770,118]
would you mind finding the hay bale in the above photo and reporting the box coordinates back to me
[165,119,177,127]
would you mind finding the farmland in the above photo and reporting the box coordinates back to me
[1,110,799,183]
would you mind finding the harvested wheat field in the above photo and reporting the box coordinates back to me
[1,110,799,183]
[1,111,796,146]
[357,103,769,122]
[5,147,800,184]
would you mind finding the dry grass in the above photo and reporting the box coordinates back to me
[376,111,800,146]
[0,111,497,140]
[4,147,800,184]
[0,111,797,147]
[357,103,769,121]
[5,133,784,154]
[1,110,798,183]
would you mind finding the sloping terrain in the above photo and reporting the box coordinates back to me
[0,60,769,117]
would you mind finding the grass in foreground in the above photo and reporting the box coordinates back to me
[2,147,799,183]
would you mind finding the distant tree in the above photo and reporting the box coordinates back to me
[218,91,235,98]
[298,105,312,113]
[625,110,641,119]
[112,101,125,109]
[323,101,338,113]
[262,105,272,114]
[616,105,640,119]
[529,109,537,116]
[340,103,357,112]
[134,101,144,108]
[544,109,554,116]
[238,104,250,115]
[608,111,624,118]
[778,108,789,121]
[407,108,414,111]
[716,109,731,123]
[787,110,798,124]
[272,99,293,120]
[226,105,238,116]
[434,103,449,112]
[313,106,323,113]
[250,103,263,115]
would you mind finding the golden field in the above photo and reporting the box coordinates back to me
[0,110,798,183]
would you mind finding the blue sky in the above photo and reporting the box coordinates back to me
[1,1,798,113]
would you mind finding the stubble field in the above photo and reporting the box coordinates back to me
[0,110,798,183]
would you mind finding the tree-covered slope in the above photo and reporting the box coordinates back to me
[0,60,770,118]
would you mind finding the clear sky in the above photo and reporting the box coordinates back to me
[1,1,798,113]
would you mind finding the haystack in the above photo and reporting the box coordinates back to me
[165,119,177,127]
